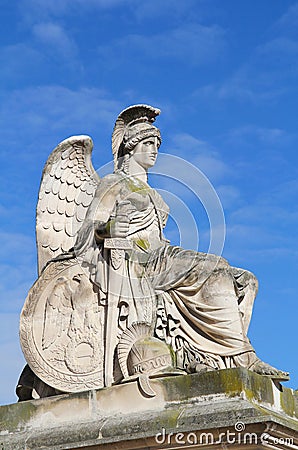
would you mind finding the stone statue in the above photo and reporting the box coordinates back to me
[17,104,289,401]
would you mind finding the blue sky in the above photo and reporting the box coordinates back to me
[0,0,297,405]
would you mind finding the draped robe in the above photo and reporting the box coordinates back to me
[74,172,257,371]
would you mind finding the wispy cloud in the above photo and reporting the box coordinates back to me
[133,0,203,21]
[225,125,286,146]
[255,37,298,79]
[0,232,35,265]
[219,124,295,182]
[193,63,287,104]
[193,4,298,104]
[32,22,77,59]
[231,203,298,228]
[0,86,121,149]
[216,185,241,210]
[98,23,226,67]
[223,177,298,267]
[20,0,204,23]
[0,34,79,86]
[0,43,45,84]
[20,0,129,22]
[0,232,36,313]
[168,132,230,181]
[276,2,298,31]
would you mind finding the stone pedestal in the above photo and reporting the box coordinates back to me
[1,368,297,449]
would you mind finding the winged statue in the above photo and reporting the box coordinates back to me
[17,104,289,401]
[36,135,100,274]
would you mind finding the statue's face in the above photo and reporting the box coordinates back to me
[132,136,159,169]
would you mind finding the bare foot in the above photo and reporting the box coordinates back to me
[249,358,289,381]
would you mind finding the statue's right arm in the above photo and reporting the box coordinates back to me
[83,175,128,242]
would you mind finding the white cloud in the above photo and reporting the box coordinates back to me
[0,232,35,265]
[276,2,298,31]
[193,65,286,104]
[216,185,241,210]
[133,0,203,21]
[32,22,77,59]
[0,43,45,83]
[223,184,298,267]
[193,4,298,105]
[225,125,286,145]
[270,179,298,204]
[98,23,226,67]
[0,232,36,312]
[169,132,230,181]
[20,0,129,22]
[0,86,121,150]
[231,204,298,228]
[255,37,298,72]
[20,0,204,23]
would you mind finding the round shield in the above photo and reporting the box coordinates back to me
[20,258,104,393]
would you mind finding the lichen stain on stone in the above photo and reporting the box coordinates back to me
[210,369,244,396]
[135,238,150,250]
[161,373,193,402]
[280,388,295,417]
[0,400,37,431]
[125,177,150,194]
[243,373,274,405]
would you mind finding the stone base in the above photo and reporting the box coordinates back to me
[0,368,298,449]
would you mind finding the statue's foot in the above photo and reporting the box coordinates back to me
[186,361,215,374]
[248,358,290,381]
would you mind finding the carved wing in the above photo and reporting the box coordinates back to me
[36,136,100,274]
[42,277,73,350]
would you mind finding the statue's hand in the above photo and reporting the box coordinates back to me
[110,200,132,238]
[110,215,130,238]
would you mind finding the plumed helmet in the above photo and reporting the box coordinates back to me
[127,336,172,378]
[112,104,161,170]
[117,322,184,397]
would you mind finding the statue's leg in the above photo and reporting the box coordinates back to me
[231,267,258,335]
[147,247,289,380]
[195,266,253,351]
[171,264,289,380]
[230,268,289,380]
[159,262,255,372]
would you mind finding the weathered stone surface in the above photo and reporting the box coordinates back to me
[2,369,298,449]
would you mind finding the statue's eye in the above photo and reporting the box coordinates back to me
[144,140,154,146]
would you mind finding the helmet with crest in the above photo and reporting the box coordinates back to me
[112,104,161,171]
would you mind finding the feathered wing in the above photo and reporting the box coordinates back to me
[36,136,100,274]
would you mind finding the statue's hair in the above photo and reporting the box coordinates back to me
[115,126,161,174]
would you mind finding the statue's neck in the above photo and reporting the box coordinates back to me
[127,159,148,183]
